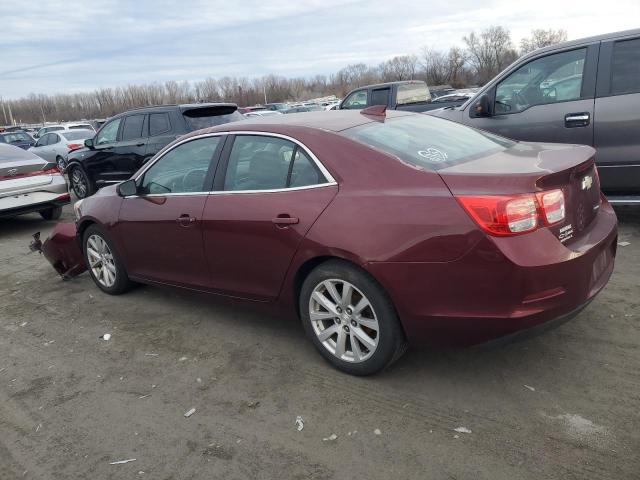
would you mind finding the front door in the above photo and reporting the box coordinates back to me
[86,117,124,184]
[467,46,597,146]
[202,134,338,300]
[111,113,149,180]
[117,135,224,288]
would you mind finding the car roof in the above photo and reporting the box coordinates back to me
[121,102,237,115]
[191,109,416,137]
[521,28,640,60]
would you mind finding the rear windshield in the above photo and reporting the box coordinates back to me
[183,106,244,130]
[341,114,514,170]
[396,83,431,105]
[62,130,93,140]
[69,124,93,130]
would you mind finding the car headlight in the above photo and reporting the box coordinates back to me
[73,199,84,221]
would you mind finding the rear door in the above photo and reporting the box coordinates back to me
[593,36,640,193]
[117,135,224,287]
[201,134,338,300]
[467,45,598,145]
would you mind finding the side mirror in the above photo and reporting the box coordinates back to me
[472,94,492,117]
[116,179,137,197]
[84,138,94,149]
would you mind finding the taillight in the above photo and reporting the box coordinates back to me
[67,143,82,150]
[457,189,565,236]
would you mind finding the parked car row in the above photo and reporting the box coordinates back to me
[17,28,635,377]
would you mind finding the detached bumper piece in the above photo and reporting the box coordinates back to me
[33,222,87,279]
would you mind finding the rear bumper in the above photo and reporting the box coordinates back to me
[0,193,70,218]
[40,222,86,278]
[367,198,618,347]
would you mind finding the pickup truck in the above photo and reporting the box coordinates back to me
[339,80,468,112]
[429,28,640,204]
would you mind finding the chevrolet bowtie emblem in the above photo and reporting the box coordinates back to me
[581,175,593,190]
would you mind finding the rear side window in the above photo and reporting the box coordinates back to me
[183,106,243,130]
[396,83,430,105]
[121,114,146,141]
[611,38,640,95]
[341,114,514,171]
[371,88,391,106]
[149,113,171,136]
[223,135,326,191]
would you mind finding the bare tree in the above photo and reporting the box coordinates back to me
[520,29,568,55]
[420,47,450,86]
[378,55,418,82]
[464,26,517,84]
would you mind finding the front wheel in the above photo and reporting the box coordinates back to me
[83,225,133,295]
[69,167,95,199]
[300,260,407,376]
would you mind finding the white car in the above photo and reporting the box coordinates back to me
[29,129,94,169]
[0,144,69,220]
[34,123,95,139]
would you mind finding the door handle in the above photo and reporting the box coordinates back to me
[176,214,196,227]
[272,215,299,227]
[136,142,145,147]
[565,112,590,128]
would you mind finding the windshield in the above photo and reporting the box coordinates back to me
[341,114,514,170]
[396,82,431,105]
[183,106,244,130]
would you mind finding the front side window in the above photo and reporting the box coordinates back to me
[96,118,122,145]
[341,114,514,171]
[611,38,640,95]
[49,133,60,145]
[342,90,368,109]
[140,136,220,194]
[223,135,325,191]
[495,48,586,114]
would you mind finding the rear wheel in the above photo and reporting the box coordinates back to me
[300,260,407,376]
[56,156,66,171]
[70,167,95,199]
[83,225,133,295]
[39,206,62,220]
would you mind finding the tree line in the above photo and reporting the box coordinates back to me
[2,27,566,125]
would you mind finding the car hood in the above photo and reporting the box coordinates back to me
[426,107,464,121]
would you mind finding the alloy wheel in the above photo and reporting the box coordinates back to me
[309,279,379,363]
[86,234,117,288]
[71,169,87,198]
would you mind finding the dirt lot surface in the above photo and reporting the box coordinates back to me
[1,204,639,479]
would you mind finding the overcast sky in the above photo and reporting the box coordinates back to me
[1,0,638,99]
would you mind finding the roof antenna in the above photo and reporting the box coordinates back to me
[361,105,387,117]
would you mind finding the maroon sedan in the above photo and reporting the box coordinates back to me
[38,109,617,375]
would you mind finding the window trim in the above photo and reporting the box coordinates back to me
[129,131,336,197]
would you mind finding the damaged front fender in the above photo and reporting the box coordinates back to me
[32,222,87,279]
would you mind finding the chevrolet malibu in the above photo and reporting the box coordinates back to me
[38,109,617,375]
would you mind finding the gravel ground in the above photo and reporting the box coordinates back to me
[1,204,639,479]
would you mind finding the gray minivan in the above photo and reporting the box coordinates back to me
[430,28,640,204]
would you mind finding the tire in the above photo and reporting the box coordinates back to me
[69,166,95,199]
[56,156,66,171]
[300,259,407,376]
[82,225,133,295]
[39,206,62,220]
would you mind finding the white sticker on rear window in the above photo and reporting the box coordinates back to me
[418,148,448,163]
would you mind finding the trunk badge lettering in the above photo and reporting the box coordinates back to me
[581,175,593,190]
[558,224,573,243]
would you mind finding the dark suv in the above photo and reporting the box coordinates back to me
[66,103,243,198]
[430,28,640,204]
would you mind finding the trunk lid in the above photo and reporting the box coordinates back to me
[0,144,48,178]
[438,142,601,244]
